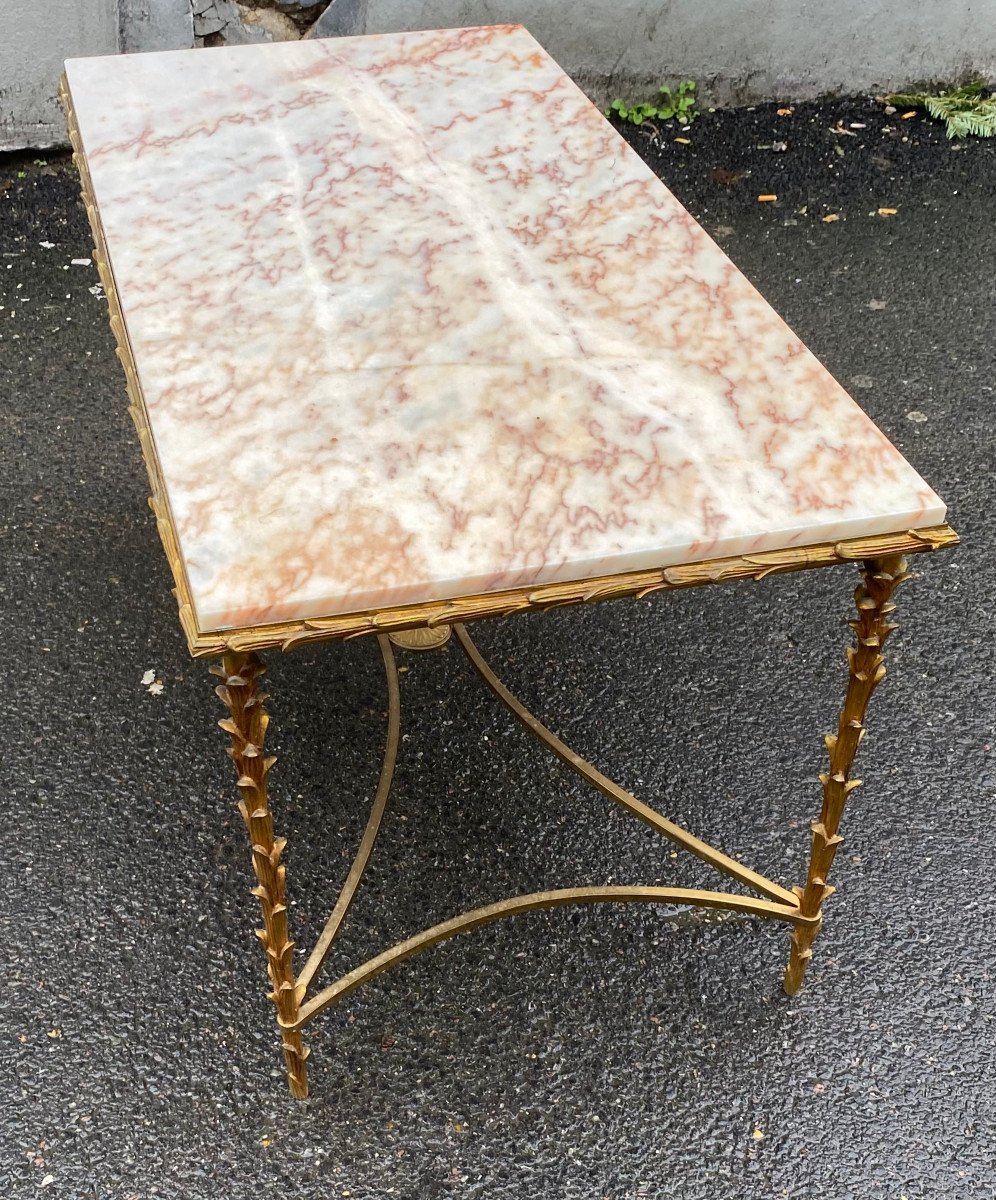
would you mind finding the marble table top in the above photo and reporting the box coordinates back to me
[65,25,945,633]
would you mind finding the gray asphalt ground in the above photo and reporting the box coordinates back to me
[1,97,994,1199]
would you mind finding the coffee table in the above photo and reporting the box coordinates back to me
[62,24,956,1099]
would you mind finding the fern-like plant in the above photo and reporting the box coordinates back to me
[888,80,996,138]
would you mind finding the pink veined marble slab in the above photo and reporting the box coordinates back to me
[64,25,945,633]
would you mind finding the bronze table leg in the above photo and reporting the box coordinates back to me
[783,554,910,995]
[213,652,309,1098]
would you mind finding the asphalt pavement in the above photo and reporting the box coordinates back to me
[1,96,993,1199]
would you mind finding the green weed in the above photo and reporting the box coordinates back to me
[608,80,698,127]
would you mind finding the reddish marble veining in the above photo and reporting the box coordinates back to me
[65,26,945,631]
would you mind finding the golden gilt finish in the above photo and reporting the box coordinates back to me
[388,626,453,651]
[199,525,956,660]
[209,624,824,1092]
[783,554,909,994]
[290,886,815,1031]
[214,652,309,1099]
[208,571,944,1095]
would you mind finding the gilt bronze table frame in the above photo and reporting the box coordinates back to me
[64,80,959,1100]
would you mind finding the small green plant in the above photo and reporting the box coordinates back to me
[657,81,698,123]
[888,79,996,138]
[608,99,658,125]
[608,80,698,127]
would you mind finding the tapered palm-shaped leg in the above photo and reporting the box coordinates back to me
[784,554,909,995]
[214,651,309,1097]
